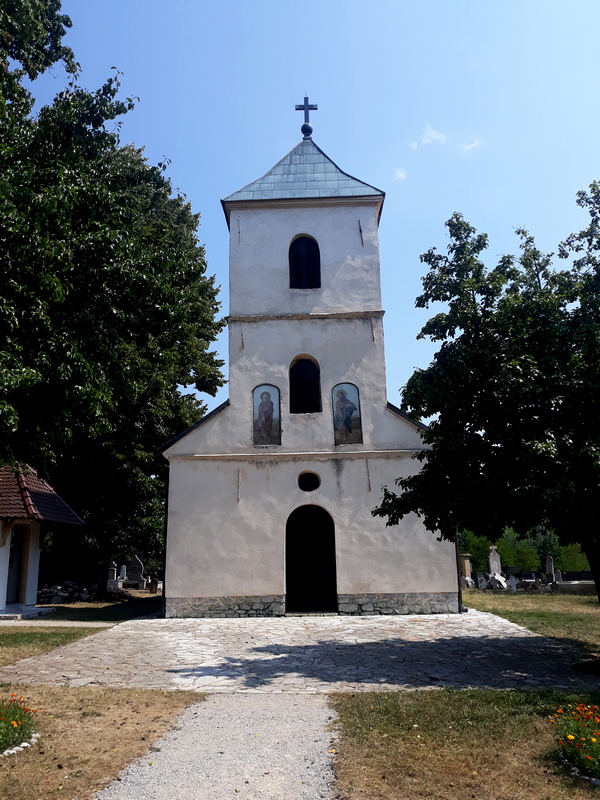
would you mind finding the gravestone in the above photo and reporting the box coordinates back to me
[488,545,502,576]
[118,564,127,580]
[128,555,146,589]
[535,577,548,594]
[490,574,507,590]
[106,561,123,591]
[459,553,472,580]
[507,575,518,593]
[555,569,562,582]
[545,555,555,584]
[477,573,487,591]
[550,581,560,593]
[460,575,474,589]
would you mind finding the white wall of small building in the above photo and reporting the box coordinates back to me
[165,453,457,600]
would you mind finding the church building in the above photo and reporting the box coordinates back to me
[162,100,459,617]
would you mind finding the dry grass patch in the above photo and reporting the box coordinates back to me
[331,688,600,800]
[0,684,199,800]
[464,591,600,653]
[0,627,100,668]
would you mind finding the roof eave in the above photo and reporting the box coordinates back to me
[222,192,385,228]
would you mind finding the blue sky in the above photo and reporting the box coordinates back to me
[31,1,600,412]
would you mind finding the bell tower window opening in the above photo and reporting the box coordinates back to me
[289,236,321,289]
[289,357,321,413]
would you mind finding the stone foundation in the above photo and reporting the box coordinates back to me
[165,595,285,618]
[166,591,459,618]
[337,592,459,615]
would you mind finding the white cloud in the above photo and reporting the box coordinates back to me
[464,138,483,151]
[422,124,447,145]
[394,167,407,180]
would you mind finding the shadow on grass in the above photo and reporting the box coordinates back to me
[39,594,162,623]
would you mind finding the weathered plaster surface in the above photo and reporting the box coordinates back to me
[165,455,457,600]
[228,203,382,317]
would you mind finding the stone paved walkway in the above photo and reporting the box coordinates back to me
[2,610,595,692]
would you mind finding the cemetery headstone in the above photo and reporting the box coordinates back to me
[555,569,562,582]
[128,555,145,589]
[107,561,123,591]
[488,545,502,576]
[118,564,127,580]
[460,575,475,589]
[545,555,555,584]
[477,572,487,591]
[507,575,518,593]
[490,574,507,590]
[459,553,472,580]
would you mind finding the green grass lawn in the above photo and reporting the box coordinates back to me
[331,688,600,800]
[464,590,600,653]
[0,627,100,667]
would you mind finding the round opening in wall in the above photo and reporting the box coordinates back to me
[298,472,320,492]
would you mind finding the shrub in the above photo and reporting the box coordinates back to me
[0,694,37,751]
[552,703,600,778]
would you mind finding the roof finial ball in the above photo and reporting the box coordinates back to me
[295,95,318,140]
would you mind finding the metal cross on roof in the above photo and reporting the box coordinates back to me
[295,95,318,139]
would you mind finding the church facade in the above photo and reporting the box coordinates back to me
[162,106,459,617]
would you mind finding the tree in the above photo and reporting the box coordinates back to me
[0,2,224,569]
[373,203,600,599]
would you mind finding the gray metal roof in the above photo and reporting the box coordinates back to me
[222,139,384,203]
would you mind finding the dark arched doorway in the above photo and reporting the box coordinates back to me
[285,505,338,613]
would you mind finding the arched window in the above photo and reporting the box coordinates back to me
[290,358,321,413]
[289,236,321,289]
[332,383,362,444]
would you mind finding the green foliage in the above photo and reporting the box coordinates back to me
[0,694,36,750]
[514,541,540,573]
[373,203,600,595]
[458,530,490,573]
[556,544,590,573]
[0,2,224,565]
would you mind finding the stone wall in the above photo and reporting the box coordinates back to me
[165,595,285,618]
[337,592,459,615]
[165,591,458,618]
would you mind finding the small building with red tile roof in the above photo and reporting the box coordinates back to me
[0,465,83,610]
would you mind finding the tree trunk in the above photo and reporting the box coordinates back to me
[582,539,600,605]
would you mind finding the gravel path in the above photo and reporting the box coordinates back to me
[95,694,337,800]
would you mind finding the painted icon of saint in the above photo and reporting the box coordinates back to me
[332,383,362,444]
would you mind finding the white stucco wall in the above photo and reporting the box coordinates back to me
[165,453,456,599]
[228,202,382,317]
[0,523,11,612]
[23,522,40,606]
